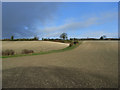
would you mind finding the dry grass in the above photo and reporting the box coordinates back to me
[2,41,69,55]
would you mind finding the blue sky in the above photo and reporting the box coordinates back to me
[2,2,118,39]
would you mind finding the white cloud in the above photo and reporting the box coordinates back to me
[42,12,116,31]
[81,31,118,38]
[42,32,62,37]
[39,17,98,33]
[36,11,117,38]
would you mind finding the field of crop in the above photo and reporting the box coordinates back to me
[2,41,118,88]
[2,41,69,55]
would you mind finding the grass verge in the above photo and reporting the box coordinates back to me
[1,42,82,58]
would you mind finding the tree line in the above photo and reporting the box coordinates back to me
[2,36,39,41]
[2,33,119,41]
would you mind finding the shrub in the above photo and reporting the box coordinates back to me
[69,42,74,47]
[2,49,15,56]
[74,40,79,45]
[21,49,34,54]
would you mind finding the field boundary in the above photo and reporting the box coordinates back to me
[1,42,82,58]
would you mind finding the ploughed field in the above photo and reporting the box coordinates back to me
[2,41,69,54]
[2,41,118,88]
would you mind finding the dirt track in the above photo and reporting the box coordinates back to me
[2,41,118,88]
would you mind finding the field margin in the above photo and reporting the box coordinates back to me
[1,42,82,58]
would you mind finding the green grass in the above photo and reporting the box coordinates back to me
[1,42,82,58]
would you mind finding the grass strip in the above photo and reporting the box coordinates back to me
[1,42,82,58]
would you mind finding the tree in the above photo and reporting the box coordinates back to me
[33,36,39,40]
[11,36,14,41]
[70,38,74,41]
[42,38,44,41]
[103,35,106,39]
[60,33,68,40]
[100,35,106,40]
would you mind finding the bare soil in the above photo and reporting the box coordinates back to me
[2,41,118,88]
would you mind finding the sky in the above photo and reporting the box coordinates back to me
[2,2,118,39]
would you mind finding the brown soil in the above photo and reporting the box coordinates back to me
[2,41,118,88]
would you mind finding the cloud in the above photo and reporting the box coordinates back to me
[81,31,118,38]
[98,11,118,24]
[2,2,58,38]
[42,32,62,38]
[42,17,98,33]
[36,11,117,37]
[2,2,117,39]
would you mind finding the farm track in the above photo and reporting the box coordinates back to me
[2,41,118,88]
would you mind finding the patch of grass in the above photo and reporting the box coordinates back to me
[1,42,82,58]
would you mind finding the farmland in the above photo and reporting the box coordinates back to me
[2,41,69,55]
[2,41,118,88]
